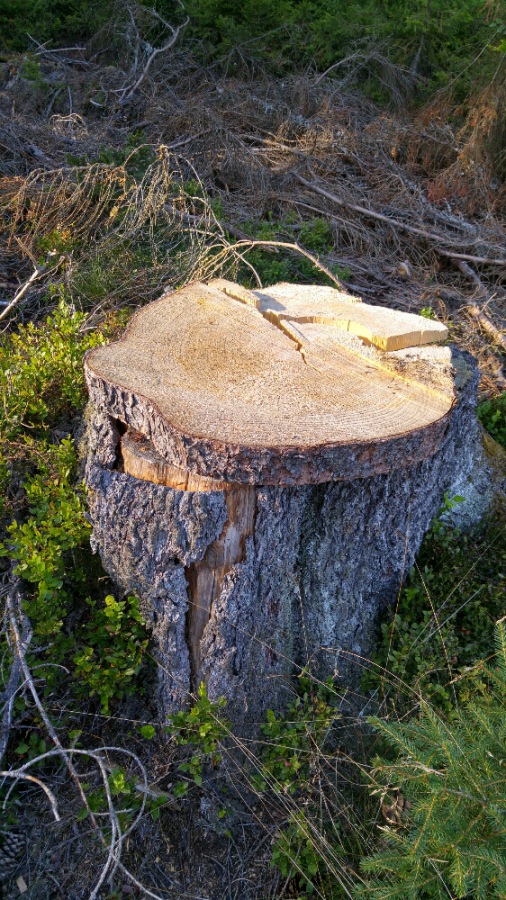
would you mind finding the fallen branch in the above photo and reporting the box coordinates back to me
[450,258,506,354]
[467,304,506,354]
[0,580,31,761]
[294,173,506,267]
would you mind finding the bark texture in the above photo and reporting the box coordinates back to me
[84,347,486,727]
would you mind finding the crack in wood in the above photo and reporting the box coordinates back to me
[185,486,256,690]
[117,426,257,691]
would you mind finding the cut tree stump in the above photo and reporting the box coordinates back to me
[84,279,484,726]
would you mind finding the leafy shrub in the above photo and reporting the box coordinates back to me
[79,764,168,830]
[0,297,106,507]
[478,392,506,448]
[0,297,150,716]
[166,682,230,796]
[0,439,91,639]
[255,672,338,795]
[272,811,324,896]
[73,594,149,713]
[253,674,346,895]
[356,618,506,900]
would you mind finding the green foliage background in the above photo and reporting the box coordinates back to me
[1,0,504,99]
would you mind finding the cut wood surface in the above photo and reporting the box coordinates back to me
[120,430,229,491]
[85,280,453,485]
[214,279,448,351]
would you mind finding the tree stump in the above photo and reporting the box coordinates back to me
[84,279,482,726]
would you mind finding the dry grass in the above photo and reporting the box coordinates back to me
[1,46,504,393]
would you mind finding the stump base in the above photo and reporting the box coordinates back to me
[84,345,485,726]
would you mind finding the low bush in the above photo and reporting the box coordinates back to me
[357,618,506,899]
[478,391,506,449]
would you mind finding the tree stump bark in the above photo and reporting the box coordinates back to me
[83,279,482,726]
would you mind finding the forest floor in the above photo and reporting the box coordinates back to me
[0,34,505,900]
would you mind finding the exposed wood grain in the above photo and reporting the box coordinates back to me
[186,486,256,684]
[212,278,447,350]
[120,430,229,491]
[85,280,453,485]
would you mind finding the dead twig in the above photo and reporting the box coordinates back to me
[451,258,506,354]
[119,2,189,105]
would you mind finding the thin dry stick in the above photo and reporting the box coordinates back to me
[5,587,100,825]
[0,267,44,324]
[119,3,189,104]
[0,770,61,820]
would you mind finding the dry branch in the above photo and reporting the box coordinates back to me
[0,256,56,324]
[294,172,506,267]
[119,2,189,105]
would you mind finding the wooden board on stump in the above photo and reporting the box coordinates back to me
[84,280,480,726]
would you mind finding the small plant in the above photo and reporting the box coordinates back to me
[79,764,167,830]
[73,595,149,713]
[272,811,322,896]
[255,672,339,795]
[356,618,506,900]
[14,730,47,762]
[165,682,229,796]
[478,391,506,448]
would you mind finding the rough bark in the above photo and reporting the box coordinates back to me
[83,345,487,727]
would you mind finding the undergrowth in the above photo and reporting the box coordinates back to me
[0,298,150,724]
[364,501,506,715]
[236,215,350,288]
[0,293,504,897]
[357,618,506,900]
[478,392,506,448]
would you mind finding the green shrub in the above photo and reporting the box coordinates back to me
[0,298,106,452]
[184,0,498,99]
[0,439,91,640]
[79,763,168,830]
[356,618,506,900]
[73,594,149,713]
[0,297,150,716]
[272,810,324,896]
[254,672,338,795]
[253,674,346,895]
[478,392,506,449]
[165,682,230,796]
[0,0,115,51]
